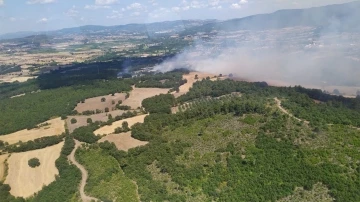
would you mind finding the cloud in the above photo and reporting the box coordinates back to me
[84,4,110,10]
[130,12,141,17]
[230,0,248,9]
[126,2,146,11]
[9,17,16,22]
[95,0,118,5]
[148,0,158,6]
[0,0,4,6]
[27,0,55,4]
[64,6,79,17]
[106,10,123,19]
[37,17,48,23]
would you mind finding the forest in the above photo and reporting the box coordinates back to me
[1,69,360,202]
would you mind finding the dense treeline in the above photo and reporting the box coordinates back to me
[5,135,64,153]
[135,69,189,90]
[72,125,101,144]
[0,65,21,75]
[142,94,175,114]
[0,79,132,135]
[0,80,38,100]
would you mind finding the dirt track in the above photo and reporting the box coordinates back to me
[274,97,308,123]
[68,140,99,202]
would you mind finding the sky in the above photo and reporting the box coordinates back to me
[0,0,355,34]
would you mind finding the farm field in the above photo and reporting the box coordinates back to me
[173,72,217,97]
[94,114,147,136]
[98,131,148,151]
[4,141,64,198]
[0,118,65,145]
[66,110,132,133]
[122,87,169,109]
[75,93,126,113]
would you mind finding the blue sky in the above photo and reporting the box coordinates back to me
[0,0,354,34]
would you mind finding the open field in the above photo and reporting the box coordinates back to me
[94,114,147,136]
[122,87,170,109]
[4,141,64,198]
[174,72,217,97]
[75,93,126,113]
[66,110,133,133]
[0,117,65,145]
[0,154,9,181]
[99,132,148,151]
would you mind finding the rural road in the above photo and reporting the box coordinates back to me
[68,140,100,202]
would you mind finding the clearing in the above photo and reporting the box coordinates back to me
[94,114,147,136]
[99,132,148,151]
[0,154,9,181]
[122,87,170,109]
[173,72,217,97]
[75,93,126,113]
[4,142,64,198]
[0,117,65,145]
[66,110,134,133]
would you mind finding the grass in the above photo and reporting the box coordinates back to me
[76,147,138,202]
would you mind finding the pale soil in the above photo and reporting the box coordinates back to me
[68,140,99,202]
[99,132,148,151]
[94,114,147,136]
[75,93,126,113]
[0,117,65,145]
[0,154,9,181]
[4,142,64,198]
[66,110,133,133]
[173,72,217,98]
[0,75,36,83]
[122,87,170,109]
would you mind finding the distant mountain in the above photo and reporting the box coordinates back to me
[1,1,359,41]
[0,20,217,41]
[183,1,360,34]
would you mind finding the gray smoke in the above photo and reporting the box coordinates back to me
[153,2,360,96]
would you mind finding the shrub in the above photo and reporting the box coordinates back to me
[71,118,77,124]
[101,97,106,102]
[105,107,110,113]
[87,118,93,124]
[28,158,40,168]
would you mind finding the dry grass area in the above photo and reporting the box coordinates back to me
[66,110,134,133]
[173,72,217,98]
[0,75,36,83]
[94,114,147,136]
[75,93,126,113]
[99,132,148,151]
[0,118,65,145]
[122,87,170,109]
[0,154,9,181]
[277,182,334,202]
[4,142,64,198]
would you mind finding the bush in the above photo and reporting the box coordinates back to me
[101,97,106,102]
[87,118,93,124]
[28,158,40,168]
[70,118,77,124]
[105,107,110,113]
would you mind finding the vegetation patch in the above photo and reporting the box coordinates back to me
[28,158,40,168]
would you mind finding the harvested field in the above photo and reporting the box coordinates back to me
[75,93,126,113]
[0,118,65,145]
[66,110,134,133]
[99,132,148,151]
[4,142,64,198]
[122,87,170,109]
[94,114,147,136]
[174,72,217,98]
[0,154,9,181]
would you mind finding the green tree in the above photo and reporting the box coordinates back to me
[87,118,93,124]
[101,97,106,102]
[71,118,77,124]
[28,158,40,168]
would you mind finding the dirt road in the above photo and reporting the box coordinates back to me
[274,97,309,124]
[68,140,100,202]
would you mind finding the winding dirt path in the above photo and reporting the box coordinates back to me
[274,97,309,123]
[68,140,100,202]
